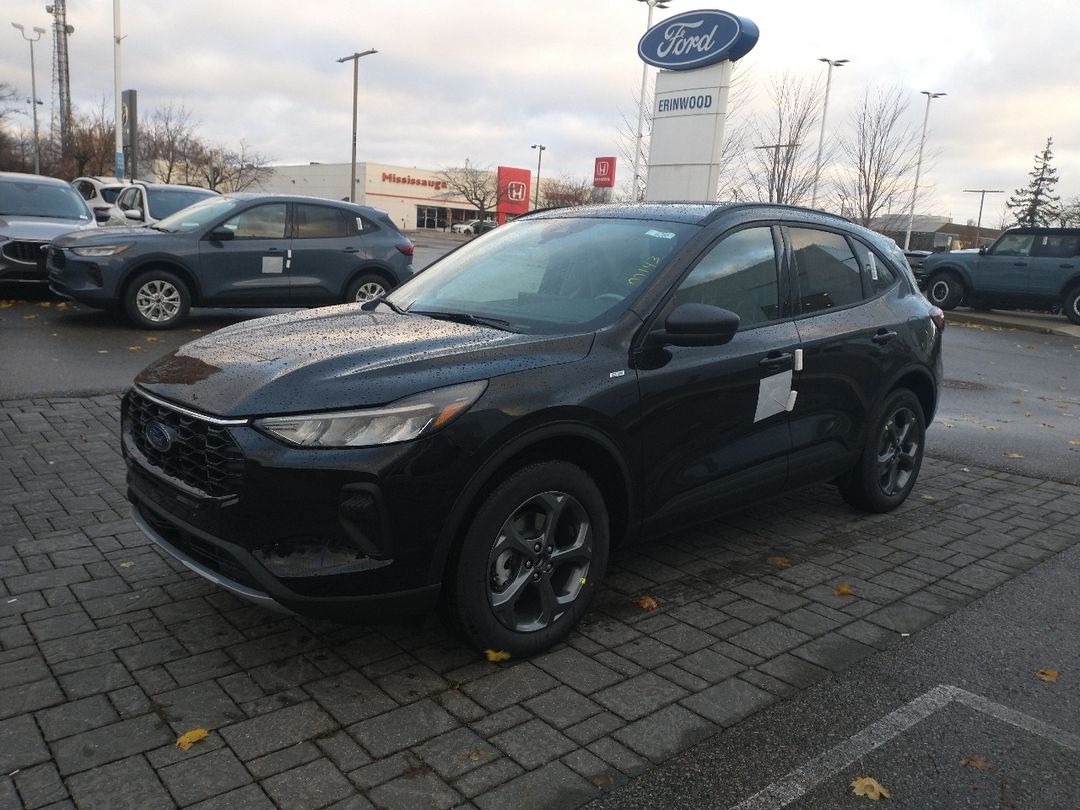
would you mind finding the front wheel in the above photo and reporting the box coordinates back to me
[345,274,389,304]
[1064,287,1080,326]
[926,272,964,310]
[449,461,609,657]
[838,388,926,513]
[124,270,191,329]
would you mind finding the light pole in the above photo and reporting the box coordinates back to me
[11,22,46,175]
[810,57,848,209]
[903,90,945,250]
[754,142,800,204]
[632,0,669,202]
[530,144,546,209]
[337,48,377,203]
[963,188,1003,249]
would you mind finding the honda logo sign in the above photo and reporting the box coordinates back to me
[506,181,527,202]
[593,157,617,188]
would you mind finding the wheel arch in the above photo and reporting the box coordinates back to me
[120,259,202,305]
[887,367,938,424]
[343,263,397,300]
[927,262,972,289]
[1058,272,1080,298]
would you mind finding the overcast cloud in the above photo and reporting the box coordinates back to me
[3,0,1076,225]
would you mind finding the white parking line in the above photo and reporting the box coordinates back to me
[732,684,1080,810]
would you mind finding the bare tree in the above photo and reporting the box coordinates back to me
[186,140,273,192]
[744,72,822,206]
[540,175,594,208]
[1058,196,1080,227]
[439,161,502,220]
[65,100,116,178]
[144,103,200,183]
[833,86,918,226]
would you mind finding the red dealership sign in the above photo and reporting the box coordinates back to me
[593,157,617,188]
[496,166,531,222]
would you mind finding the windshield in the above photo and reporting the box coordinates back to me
[148,188,216,220]
[388,216,699,333]
[100,187,123,204]
[0,180,91,222]
[154,197,240,233]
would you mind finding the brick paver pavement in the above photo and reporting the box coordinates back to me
[2,397,1078,809]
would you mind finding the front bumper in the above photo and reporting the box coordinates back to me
[46,247,118,306]
[1,240,49,283]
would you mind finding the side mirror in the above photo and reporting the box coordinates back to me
[93,209,111,223]
[207,227,234,242]
[656,303,740,347]
[124,208,143,221]
[978,246,987,255]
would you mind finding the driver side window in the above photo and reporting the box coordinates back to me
[222,204,287,239]
[992,234,1035,257]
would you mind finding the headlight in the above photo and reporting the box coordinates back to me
[71,244,132,257]
[254,380,487,448]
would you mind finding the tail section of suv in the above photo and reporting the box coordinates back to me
[923,227,1080,324]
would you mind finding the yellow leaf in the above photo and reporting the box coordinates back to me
[636,595,659,611]
[919,494,938,502]
[851,776,890,800]
[175,728,209,750]
[1070,439,1080,446]
[767,555,792,569]
[97,350,109,354]
[833,580,855,597]
[1003,452,1024,459]
[118,561,135,569]
[960,755,991,771]
[128,345,142,351]
[1025,344,1037,350]
[190,328,202,333]
[591,773,614,788]
[145,336,159,342]
[22,314,37,320]
[38,301,52,308]
[1058,403,1071,409]
[1035,668,1058,683]
[1024,411,1032,418]
[484,649,511,662]
[1012,399,1023,405]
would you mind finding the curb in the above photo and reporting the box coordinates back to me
[945,309,1080,340]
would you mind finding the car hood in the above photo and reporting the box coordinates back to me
[0,217,96,240]
[52,226,162,246]
[134,305,593,417]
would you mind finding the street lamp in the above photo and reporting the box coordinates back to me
[632,0,670,201]
[337,48,378,203]
[903,90,946,250]
[530,144,546,209]
[810,57,848,209]
[11,22,46,175]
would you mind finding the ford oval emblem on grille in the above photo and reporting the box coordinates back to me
[144,421,175,452]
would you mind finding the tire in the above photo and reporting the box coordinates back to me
[838,388,926,513]
[1064,286,1080,326]
[926,272,964,310]
[124,269,191,329]
[345,273,389,304]
[449,461,609,657]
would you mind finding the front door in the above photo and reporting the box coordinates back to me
[636,225,796,529]
[197,202,291,305]
[978,232,1036,297]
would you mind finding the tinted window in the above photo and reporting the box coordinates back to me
[100,187,122,204]
[223,204,287,239]
[852,240,897,296]
[0,180,91,221]
[789,228,864,314]
[147,189,214,220]
[992,234,1034,257]
[75,181,94,200]
[118,188,140,210]
[673,227,779,327]
[1031,234,1080,258]
[296,205,349,238]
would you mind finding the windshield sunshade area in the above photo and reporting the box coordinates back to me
[0,181,91,221]
[388,216,698,333]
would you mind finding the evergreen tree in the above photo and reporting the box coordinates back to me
[1006,137,1060,227]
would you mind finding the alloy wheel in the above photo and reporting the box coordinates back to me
[354,281,386,302]
[875,406,920,496]
[135,280,182,323]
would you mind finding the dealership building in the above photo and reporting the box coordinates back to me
[253,162,533,231]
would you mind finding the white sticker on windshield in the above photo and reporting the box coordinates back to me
[356,217,364,231]
[645,229,676,239]
[868,253,879,281]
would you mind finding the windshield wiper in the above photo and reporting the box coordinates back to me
[411,309,515,332]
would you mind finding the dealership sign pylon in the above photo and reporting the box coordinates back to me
[638,9,758,202]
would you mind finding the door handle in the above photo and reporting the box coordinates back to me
[1060,264,1075,269]
[872,329,898,344]
[759,351,793,370]
[266,247,284,253]
[343,247,359,254]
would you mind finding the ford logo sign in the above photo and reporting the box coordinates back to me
[638,9,759,70]
[144,420,175,453]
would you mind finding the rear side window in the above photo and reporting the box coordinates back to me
[789,228,864,314]
[296,204,350,238]
[673,227,780,328]
[852,240,897,296]
[1031,234,1080,258]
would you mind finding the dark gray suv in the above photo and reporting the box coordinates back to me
[48,194,416,328]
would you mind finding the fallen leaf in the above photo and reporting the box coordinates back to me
[97,350,109,354]
[190,328,202,333]
[1070,439,1080,446]
[458,748,491,764]
[144,336,159,342]
[851,776,890,800]
[636,595,660,611]
[1035,668,1058,683]
[38,301,52,308]
[1058,403,1071,409]
[484,649,511,662]
[1024,411,1032,418]
[1012,399,1023,405]
[834,580,855,597]
[1025,344,1037,350]
[985,425,997,431]
[128,345,142,351]
[175,728,209,750]
[767,555,792,569]
[919,494,938,502]
[941,421,955,428]
[960,467,970,472]
[590,773,614,788]
[1003,452,1024,459]
[960,755,991,771]
[22,314,37,320]
[402,763,433,778]
[118,561,135,569]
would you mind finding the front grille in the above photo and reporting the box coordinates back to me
[2,240,48,265]
[139,505,260,590]
[48,246,66,269]
[123,390,244,498]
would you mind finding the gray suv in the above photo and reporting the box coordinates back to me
[922,228,1080,324]
[48,194,416,328]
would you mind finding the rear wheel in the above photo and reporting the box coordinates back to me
[345,274,389,304]
[838,388,926,513]
[926,272,964,310]
[449,461,609,657]
[1064,286,1080,325]
[124,270,191,329]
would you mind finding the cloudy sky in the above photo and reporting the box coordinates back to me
[4,0,1076,225]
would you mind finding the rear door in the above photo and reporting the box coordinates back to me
[1027,233,1080,300]
[196,202,291,304]
[288,202,359,305]
[637,224,798,528]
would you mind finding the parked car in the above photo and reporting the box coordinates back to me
[71,176,128,225]
[120,201,943,656]
[0,171,96,286]
[922,228,1080,324]
[451,219,480,234]
[451,218,497,235]
[48,194,415,328]
[903,250,932,282]
[109,182,219,227]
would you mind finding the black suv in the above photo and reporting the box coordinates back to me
[922,228,1080,324]
[123,203,943,656]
